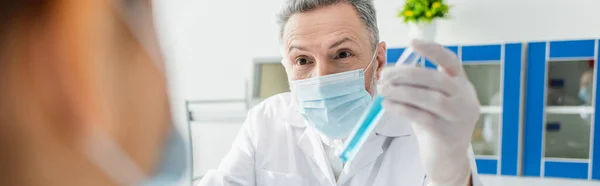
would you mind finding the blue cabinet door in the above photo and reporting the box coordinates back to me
[523,39,598,180]
[462,43,522,176]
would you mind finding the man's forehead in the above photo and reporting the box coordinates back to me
[282,3,369,45]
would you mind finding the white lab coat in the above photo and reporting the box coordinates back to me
[198,93,482,186]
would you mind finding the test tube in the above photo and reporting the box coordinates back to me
[338,47,422,163]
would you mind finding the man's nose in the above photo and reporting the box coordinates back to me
[314,59,337,77]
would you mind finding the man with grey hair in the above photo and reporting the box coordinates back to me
[199,0,482,185]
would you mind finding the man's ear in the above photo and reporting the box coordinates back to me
[375,41,387,80]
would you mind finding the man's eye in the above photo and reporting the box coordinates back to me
[295,58,312,65]
[335,51,353,59]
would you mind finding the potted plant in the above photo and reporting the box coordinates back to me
[397,0,450,41]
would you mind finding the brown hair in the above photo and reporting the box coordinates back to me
[0,1,50,60]
[0,1,51,185]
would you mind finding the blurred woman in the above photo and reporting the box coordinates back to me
[0,1,186,186]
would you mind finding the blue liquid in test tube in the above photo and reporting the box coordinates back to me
[339,47,422,163]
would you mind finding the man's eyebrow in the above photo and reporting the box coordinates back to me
[329,37,357,49]
[287,37,357,52]
[289,44,308,52]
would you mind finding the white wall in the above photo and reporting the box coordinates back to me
[154,0,600,179]
[155,0,252,101]
[379,0,600,47]
[153,0,252,180]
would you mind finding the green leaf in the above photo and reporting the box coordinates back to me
[398,0,450,22]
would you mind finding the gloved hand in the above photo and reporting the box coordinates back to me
[378,39,480,186]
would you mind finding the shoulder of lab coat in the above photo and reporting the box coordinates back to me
[196,93,297,186]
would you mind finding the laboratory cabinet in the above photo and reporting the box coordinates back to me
[386,43,524,176]
[523,39,600,180]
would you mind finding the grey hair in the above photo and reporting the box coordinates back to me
[276,0,379,49]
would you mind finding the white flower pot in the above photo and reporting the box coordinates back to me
[407,21,437,42]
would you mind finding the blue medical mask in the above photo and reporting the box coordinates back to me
[84,129,187,186]
[142,130,187,186]
[291,49,378,139]
[81,2,188,186]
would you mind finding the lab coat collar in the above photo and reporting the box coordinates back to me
[337,112,415,185]
[336,134,385,185]
[297,125,336,185]
[286,93,309,128]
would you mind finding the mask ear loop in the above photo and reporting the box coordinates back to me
[363,45,379,72]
